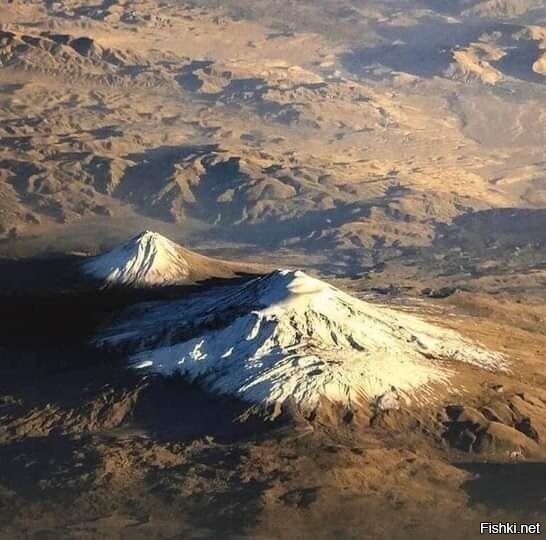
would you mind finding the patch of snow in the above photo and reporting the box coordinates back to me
[376,389,401,411]
[82,231,190,286]
[98,270,507,412]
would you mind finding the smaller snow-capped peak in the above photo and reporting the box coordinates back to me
[98,269,507,413]
[82,230,190,286]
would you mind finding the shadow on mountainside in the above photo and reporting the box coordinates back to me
[342,21,502,79]
[458,462,546,513]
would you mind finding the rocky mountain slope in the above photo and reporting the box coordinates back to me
[97,269,505,415]
[1,269,545,538]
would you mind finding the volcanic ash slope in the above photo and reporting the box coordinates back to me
[98,270,507,412]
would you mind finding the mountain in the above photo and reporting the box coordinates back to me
[461,0,544,18]
[81,230,263,287]
[97,269,506,415]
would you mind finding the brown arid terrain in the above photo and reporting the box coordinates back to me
[1,0,546,538]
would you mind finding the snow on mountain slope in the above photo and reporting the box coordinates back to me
[97,270,507,413]
[82,231,191,286]
[81,230,267,287]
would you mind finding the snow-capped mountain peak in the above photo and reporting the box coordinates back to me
[250,269,330,305]
[97,270,507,414]
[82,230,190,286]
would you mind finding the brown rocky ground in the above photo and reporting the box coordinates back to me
[0,0,545,272]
